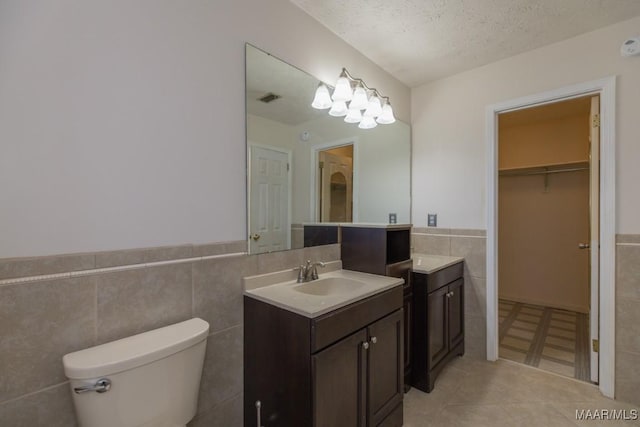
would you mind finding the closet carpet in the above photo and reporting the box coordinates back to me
[498,299,591,382]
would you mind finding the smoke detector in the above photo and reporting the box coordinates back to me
[621,37,640,57]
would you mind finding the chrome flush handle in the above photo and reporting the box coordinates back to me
[73,378,111,394]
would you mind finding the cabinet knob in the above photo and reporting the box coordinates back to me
[362,342,370,350]
[371,336,377,344]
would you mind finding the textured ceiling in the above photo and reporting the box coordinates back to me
[290,0,640,87]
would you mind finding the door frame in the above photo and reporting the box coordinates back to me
[247,142,293,251]
[310,137,359,222]
[485,76,616,398]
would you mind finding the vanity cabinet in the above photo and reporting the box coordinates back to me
[341,225,413,392]
[411,262,464,393]
[340,225,411,276]
[244,286,404,427]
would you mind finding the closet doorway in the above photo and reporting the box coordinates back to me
[496,95,599,383]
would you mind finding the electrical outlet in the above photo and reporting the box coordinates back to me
[427,213,437,227]
[389,213,397,224]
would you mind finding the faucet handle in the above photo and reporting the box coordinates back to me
[296,264,306,283]
[310,261,326,280]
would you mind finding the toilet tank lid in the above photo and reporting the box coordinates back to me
[63,318,209,380]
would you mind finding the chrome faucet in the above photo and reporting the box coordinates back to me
[297,259,326,283]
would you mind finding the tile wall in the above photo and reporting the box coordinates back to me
[0,242,340,427]
[412,227,488,359]
[615,234,640,406]
[2,229,637,425]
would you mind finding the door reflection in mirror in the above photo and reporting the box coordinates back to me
[318,144,353,223]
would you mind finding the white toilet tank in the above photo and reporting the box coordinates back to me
[63,318,209,427]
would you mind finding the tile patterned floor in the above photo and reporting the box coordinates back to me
[403,356,639,426]
[498,299,590,381]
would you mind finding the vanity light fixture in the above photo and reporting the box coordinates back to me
[311,83,332,109]
[311,68,396,128]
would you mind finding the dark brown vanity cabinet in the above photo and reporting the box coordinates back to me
[340,226,411,276]
[244,286,404,427]
[411,262,464,393]
[341,225,413,392]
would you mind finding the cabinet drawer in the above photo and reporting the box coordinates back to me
[311,286,403,353]
[414,262,463,293]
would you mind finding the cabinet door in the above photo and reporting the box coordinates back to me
[368,309,403,426]
[427,286,449,368]
[447,279,464,350]
[313,329,368,427]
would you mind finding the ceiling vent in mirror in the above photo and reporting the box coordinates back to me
[258,93,282,103]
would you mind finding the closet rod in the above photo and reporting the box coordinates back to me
[500,166,589,177]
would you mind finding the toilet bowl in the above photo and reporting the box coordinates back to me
[63,318,209,427]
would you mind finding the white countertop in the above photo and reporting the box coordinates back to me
[412,253,464,274]
[302,222,412,229]
[244,263,403,318]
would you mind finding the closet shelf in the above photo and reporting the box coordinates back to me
[499,160,589,177]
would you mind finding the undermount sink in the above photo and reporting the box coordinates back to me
[294,277,365,296]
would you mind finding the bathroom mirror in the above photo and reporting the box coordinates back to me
[246,44,411,254]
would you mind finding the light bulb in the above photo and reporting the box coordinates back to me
[344,108,362,123]
[331,75,353,102]
[328,100,348,117]
[376,101,396,124]
[364,94,382,117]
[349,84,368,110]
[311,83,332,109]
[359,116,378,129]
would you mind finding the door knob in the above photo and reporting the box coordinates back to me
[578,243,590,249]
[251,233,261,241]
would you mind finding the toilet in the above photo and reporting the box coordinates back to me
[63,318,209,427]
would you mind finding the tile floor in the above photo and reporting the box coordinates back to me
[498,299,591,381]
[403,356,639,426]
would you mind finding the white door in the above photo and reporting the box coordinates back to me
[319,151,352,222]
[249,146,290,254]
[589,96,600,383]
